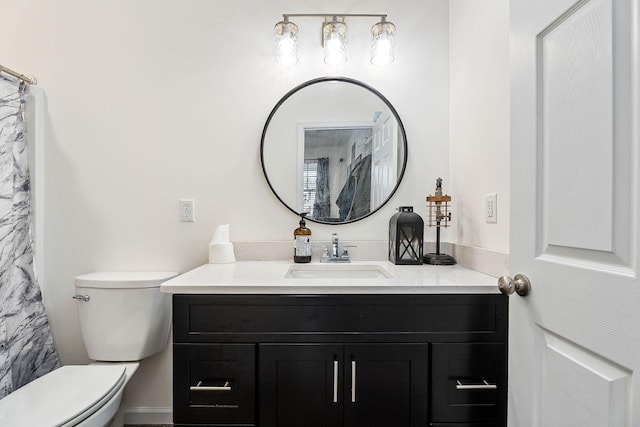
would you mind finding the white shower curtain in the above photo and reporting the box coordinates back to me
[0,74,59,399]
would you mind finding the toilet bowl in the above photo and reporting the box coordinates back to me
[0,271,177,427]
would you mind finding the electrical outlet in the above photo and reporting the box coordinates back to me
[486,193,497,223]
[179,199,195,222]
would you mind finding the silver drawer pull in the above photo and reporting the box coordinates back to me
[333,360,339,403]
[456,379,497,390]
[190,380,232,391]
[351,361,356,403]
[72,295,90,302]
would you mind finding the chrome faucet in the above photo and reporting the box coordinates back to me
[321,233,353,263]
[331,233,340,258]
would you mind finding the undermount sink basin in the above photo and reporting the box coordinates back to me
[285,264,394,279]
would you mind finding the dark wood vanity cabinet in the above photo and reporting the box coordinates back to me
[172,294,508,427]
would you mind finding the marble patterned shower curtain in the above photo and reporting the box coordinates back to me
[0,74,59,399]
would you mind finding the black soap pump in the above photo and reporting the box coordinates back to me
[293,213,312,263]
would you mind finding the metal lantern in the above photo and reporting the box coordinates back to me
[389,206,424,265]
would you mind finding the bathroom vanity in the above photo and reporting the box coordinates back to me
[162,261,508,427]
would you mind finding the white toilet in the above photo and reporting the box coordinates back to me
[0,271,177,427]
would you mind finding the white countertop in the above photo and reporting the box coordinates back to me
[160,261,499,294]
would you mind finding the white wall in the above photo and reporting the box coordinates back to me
[449,0,510,254]
[1,0,453,418]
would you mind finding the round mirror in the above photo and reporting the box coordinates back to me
[261,77,407,224]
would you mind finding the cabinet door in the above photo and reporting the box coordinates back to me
[259,344,344,427]
[344,344,429,427]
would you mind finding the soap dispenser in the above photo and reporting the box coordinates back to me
[293,213,312,263]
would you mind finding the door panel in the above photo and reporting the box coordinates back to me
[537,329,631,426]
[510,0,640,425]
[536,0,634,270]
[539,0,614,253]
[371,109,397,209]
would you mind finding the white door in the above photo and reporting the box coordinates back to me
[371,110,397,210]
[510,0,640,425]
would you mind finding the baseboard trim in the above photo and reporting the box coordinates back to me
[123,407,172,425]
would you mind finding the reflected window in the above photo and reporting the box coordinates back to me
[302,159,318,216]
[302,157,331,219]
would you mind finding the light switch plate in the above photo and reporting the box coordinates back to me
[486,193,497,223]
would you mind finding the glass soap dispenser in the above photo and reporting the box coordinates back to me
[293,213,312,263]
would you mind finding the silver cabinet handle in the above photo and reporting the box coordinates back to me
[190,380,231,391]
[72,295,90,302]
[455,379,497,390]
[351,360,356,403]
[333,360,339,403]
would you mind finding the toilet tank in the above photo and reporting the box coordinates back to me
[74,272,178,361]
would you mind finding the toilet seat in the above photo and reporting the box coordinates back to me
[0,365,126,427]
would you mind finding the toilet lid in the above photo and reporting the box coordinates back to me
[74,271,178,289]
[0,365,126,427]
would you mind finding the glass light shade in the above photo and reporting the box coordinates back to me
[274,20,299,65]
[371,20,396,65]
[322,19,347,65]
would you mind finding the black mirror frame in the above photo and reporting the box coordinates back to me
[260,76,408,225]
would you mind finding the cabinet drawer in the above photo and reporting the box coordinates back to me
[431,343,507,424]
[174,294,507,342]
[174,344,255,425]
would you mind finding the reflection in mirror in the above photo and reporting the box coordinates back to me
[261,77,407,224]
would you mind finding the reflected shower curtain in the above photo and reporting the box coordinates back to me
[0,74,59,399]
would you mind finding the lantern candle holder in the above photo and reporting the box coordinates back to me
[424,178,456,265]
[389,206,424,265]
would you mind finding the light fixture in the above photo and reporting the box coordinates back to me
[371,17,396,65]
[273,14,396,66]
[274,17,299,66]
[322,16,347,65]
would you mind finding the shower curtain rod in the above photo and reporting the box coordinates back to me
[0,64,37,85]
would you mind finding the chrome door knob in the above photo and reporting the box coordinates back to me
[498,274,531,296]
